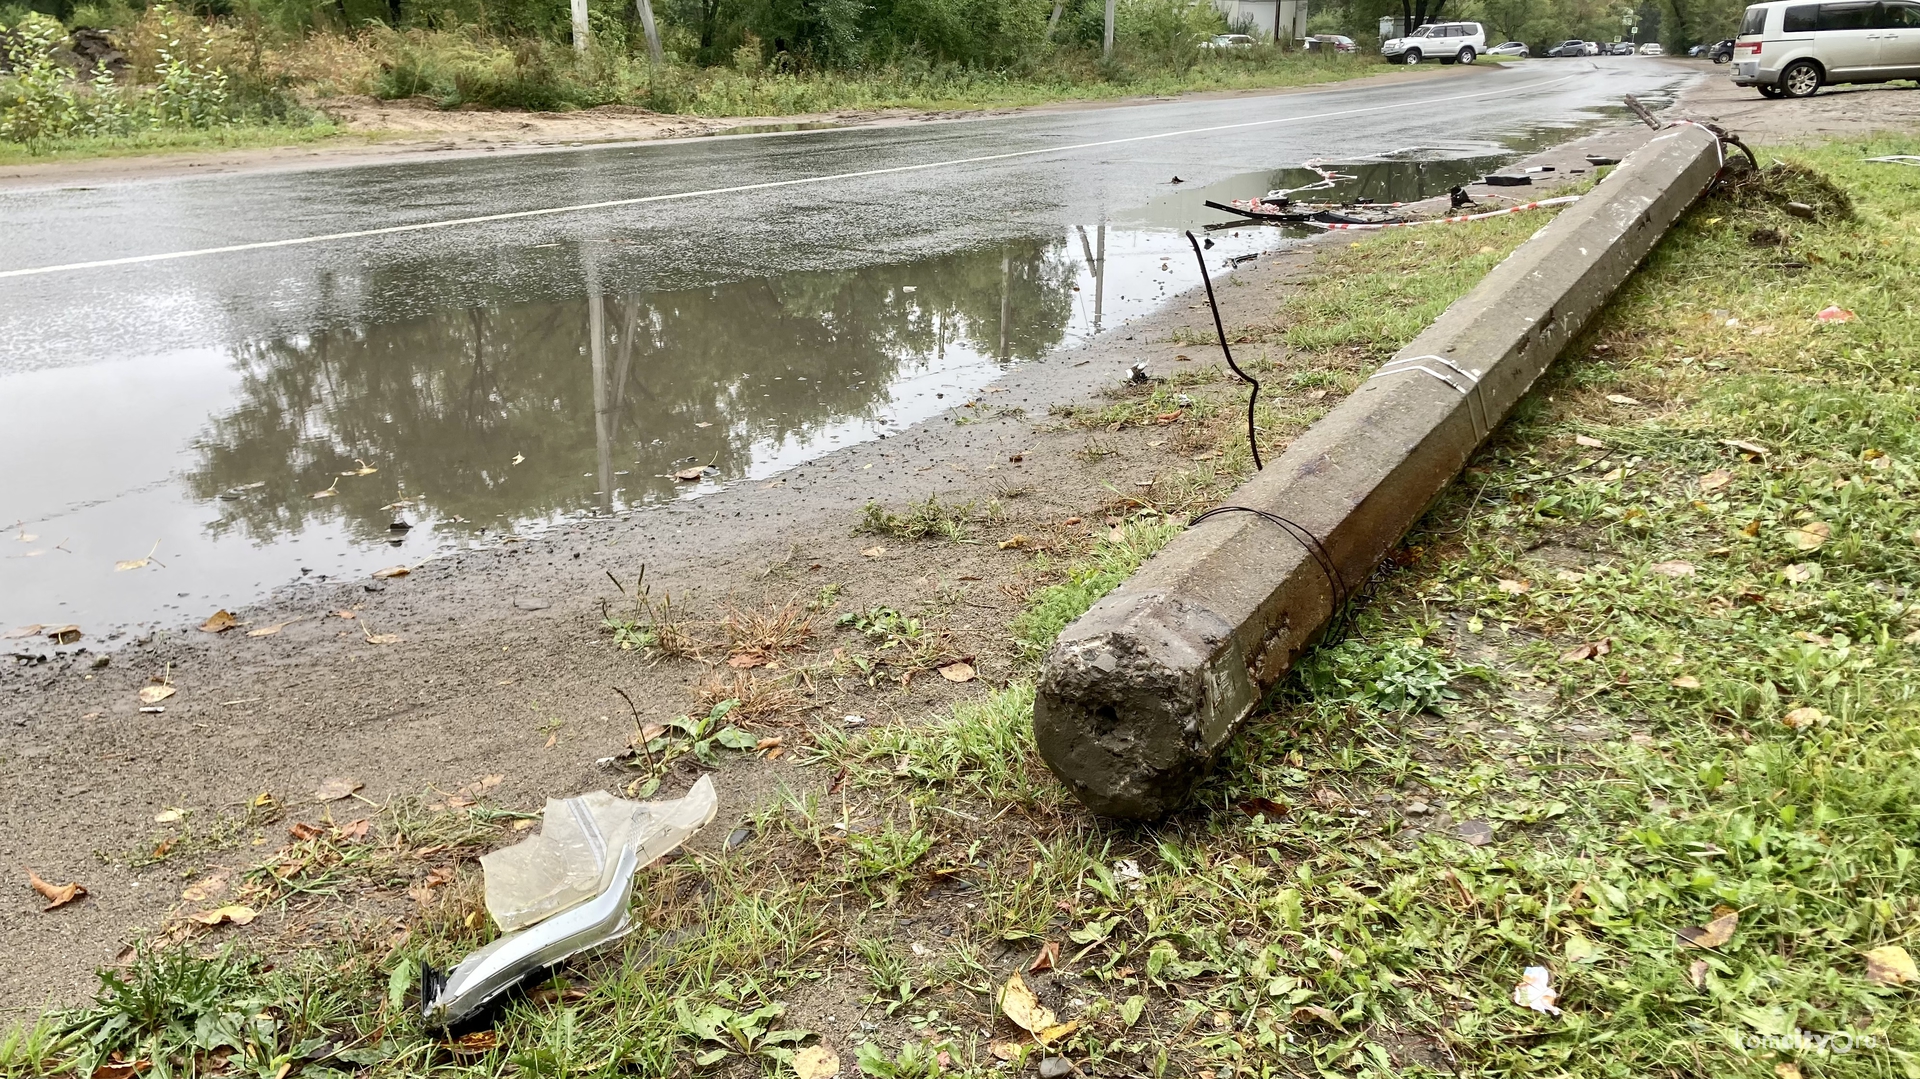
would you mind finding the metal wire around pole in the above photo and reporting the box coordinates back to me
[1184,229,1262,470]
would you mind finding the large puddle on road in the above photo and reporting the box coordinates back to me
[1,142,1570,642]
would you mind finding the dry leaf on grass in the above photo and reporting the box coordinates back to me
[1788,522,1832,551]
[371,565,410,579]
[1030,940,1060,972]
[792,1044,840,1079]
[1864,945,1918,986]
[861,546,886,558]
[1604,394,1642,406]
[1816,305,1856,322]
[1291,1005,1342,1027]
[313,777,362,802]
[199,610,237,633]
[1497,578,1530,594]
[187,904,256,927]
[1650,560,1696,578]
[446,1031,498,1056]
[1689,958,1710,989]
[939,661,977,683]
[1672,676,1701,690]
[1677,908,1739,949]
[27,868,87,910]
[1236,796,1288,818]
[153,808,184,823]
[998,535,1031,550]
[137,685,175,705]
[1699,469,1734,492]
[998,973,1058,1034]
[1720,438,1769,456]
[728,652,768,670]
[1512,966,1562,1015]
[1559,639,1612,663]
[1782,706,1826,729]
[1574,434,1606,448]
[1784,563,1816,583]
[247,618,304,638]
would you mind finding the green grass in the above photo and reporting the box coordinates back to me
[1011,518,1183,656]
[12,136,1920,1079]
[0,119,347,166]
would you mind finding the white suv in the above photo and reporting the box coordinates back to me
[1730,0,1920,97]
[1381,21,1488,64]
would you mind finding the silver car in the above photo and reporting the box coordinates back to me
[1729,0,1920,96]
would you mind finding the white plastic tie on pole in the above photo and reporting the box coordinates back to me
[1370,354,1492,438]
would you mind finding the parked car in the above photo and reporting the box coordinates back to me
[1583,39,1602,53]
[1640,41,1665,53]
[1729,0,1920,98]
[1307,33,1359,52]
[1709,36,1735,60]
[1488,40,1531,56]
[1380,20,1487,63]
[1546,38,1589,55]
[1202,33,1256,49]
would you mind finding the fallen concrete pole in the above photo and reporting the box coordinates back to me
[1035,124,1727,819]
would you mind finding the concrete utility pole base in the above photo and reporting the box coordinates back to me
[1034,124,1727,820]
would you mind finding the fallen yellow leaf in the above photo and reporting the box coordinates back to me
[199,610,238,633]
[187,904,257,927]
[1788,521,1832,551]
[997,972,1057,1035]
[1865,945,1918,986]
[1678,908,1738,949]
[371,565,410,579]
[137,684,176,705]
[939,662,977,683]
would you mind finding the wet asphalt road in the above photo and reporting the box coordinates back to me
[0,59,1698,636]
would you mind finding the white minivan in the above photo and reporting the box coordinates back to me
[1381,21,1488,64]
[1730,0,1920,97]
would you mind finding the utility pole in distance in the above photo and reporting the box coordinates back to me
[636,0,664,61]
[572,0,589,53]
[1104,0,1116,56]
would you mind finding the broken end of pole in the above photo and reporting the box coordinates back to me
[1033,589,1258,820]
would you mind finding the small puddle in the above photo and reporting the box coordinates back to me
[2,142,1553,641]
[703,120,851,137]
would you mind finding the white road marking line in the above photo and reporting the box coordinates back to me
[1,74,1578,281]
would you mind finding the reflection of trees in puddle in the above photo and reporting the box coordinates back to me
[185,238,1080,544]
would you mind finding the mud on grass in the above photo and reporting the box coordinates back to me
[10,138,1920,1078]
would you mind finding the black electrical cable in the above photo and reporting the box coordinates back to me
[1185,229,1262,470]
[1190,504,1347,612]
